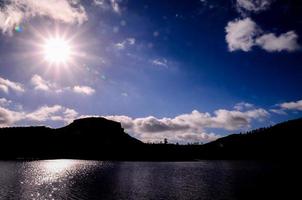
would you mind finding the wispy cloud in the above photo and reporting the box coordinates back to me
[93,0,121,14]
[93,0,105,6]
[152,58,168,67]
[110,0,120,13]
[236,0,274,14]
[269,109,287,115]
[0,0,87,34]
[234,102,254,111]
[0,76,25,93]
[115,38,136,50]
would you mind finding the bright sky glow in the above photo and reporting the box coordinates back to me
[43,38,72,65]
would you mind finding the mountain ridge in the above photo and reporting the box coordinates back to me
[0,117,301,160]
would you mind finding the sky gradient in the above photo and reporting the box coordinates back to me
[0,0,302,143]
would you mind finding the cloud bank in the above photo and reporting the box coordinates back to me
[104,107,269,143]
[26,105,78,123]
[0,104,78,127]
[2,99,302,143]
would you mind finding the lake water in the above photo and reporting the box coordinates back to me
[0,160,295,200]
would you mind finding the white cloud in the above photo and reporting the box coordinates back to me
[30,74,95,95]
[212,109,269,130]
[30,74,55,91]
[225,18,301,52]
[104,107,269,143]
[269,99,302,115]
[26,105,62,121]
[0,104,78,127]
[26,105,78,123]
[115,38,136,50]
[0,0,87,34]
[63,108,79,122]
[279,100,302,111]
[73,85,95,95]
[0,106,24,127]
[236,0,274,13]
[256,31,301,52]
[115,43,125,50]
[152,58,168,67]
[225,18,260,52]
[0,107,13,126]
[0,76,25,93]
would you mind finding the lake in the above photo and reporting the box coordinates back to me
[0,160,295,200]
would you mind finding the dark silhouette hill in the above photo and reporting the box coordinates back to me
[199,117,302,159]
[57,117,142,146]
[0,117,143,160]
[0,117,301,160]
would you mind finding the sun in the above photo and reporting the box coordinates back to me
[43,37,72,64]
[26,26,89,72]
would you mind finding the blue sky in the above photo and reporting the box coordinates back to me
[0,0,301,143]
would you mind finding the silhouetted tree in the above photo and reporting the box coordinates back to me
[164,138,168,144]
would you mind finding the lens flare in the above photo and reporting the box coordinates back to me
[15,25,22,33]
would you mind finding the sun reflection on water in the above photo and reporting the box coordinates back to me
[18,159,99,200]
[42,159,79,174]
[26,159,81,184]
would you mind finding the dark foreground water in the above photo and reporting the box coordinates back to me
[0,160,296,200]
